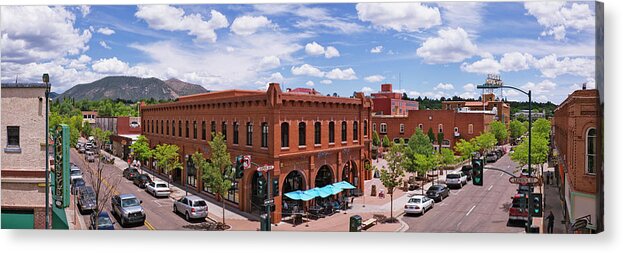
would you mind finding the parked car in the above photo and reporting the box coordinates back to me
[133,174,153,188]
[71,178,86,195]
[445,172,467,188]
[89,211,115,230]
[85,142,94,151]
[146,181,171,198]
[404,195,434,215]
[485,152,498,163]
[123,167,140,180]
[461,165,473,181]
[86,154,96,163]
[111,194,145,227]
[508,193,529,223]
[78,186,97,213]
[70,166,83,182]
[517,184,531,194]
[426,184,450,202]
[78,146,86,154]
[173,195,209,221]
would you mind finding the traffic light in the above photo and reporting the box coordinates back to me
[272,178,279,197]
[257,172,265,197]
[530,193,543,217]
[471,158,484,186]
[234,155,244,179]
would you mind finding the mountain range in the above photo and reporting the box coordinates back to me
[57,76,208,101]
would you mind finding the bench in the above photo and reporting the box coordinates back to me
[362,218,377,230]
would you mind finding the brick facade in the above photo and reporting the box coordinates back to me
[371,83,419,116]
[442,93,511,126]
[140,83,373,223]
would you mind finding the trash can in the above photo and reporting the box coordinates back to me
[349,215,362,232]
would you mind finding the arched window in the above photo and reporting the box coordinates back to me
[364,120,368,137]
[261,123,268,148]
[341,121,347,142]
[211,121,216,140]
[329,122,335,144]
[373,123,376,133]
[438,124,443,133]
[160,120,163,135]
[178,121,182,137]
[418,124,423,130]
[171,120,175,136]
[468,124,474,134]
[246,122,253,146]
[586,128,597,174]
[185,120,189,138]
[281,122,289,148]
[155,120,159,134]
[233,122,239,144]
[400,124,405,134]
[192,121,196,139]
[201,121,206,140]
[353,121,359,141]
[299,122,306,146]
[166,120,169,135]
[314,122,321,145]
[222,121,227,141]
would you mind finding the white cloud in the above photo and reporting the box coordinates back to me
[364,75,385,83]
[97,27,115,35]
[254,4,365,34]
[135,5,229,43]
[325,68,357,80]
[231,15,272,36]
[500,52,534,72]
[305,41,325,56]
[521,80,557,95]
[1,6,92,63]
[459,92,476,99]
[259,55,280,70]
[291,64,325,78]
[324,46,340,58]
[439,2,484,35]
[99,41,111,49]
[304,42,340,58]
[463,83,476,92]
[270,72,285,82]
[416,27,478,64]
[361,86,374,95]
[532,54,594,78]
[320,79,332,84]
[524,2,595,40]
[461,52,591,78]
[460,58,502,74]
[356,3,441,32]
[80,5,90,17]
[91,57,129,74]
[305,81,315,87]
[226,46,235,52]
[370,45,383,54]
[434,83,454,90]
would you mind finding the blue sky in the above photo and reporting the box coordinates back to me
[0,1,597,104]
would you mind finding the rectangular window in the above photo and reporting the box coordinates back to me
[211,121,216,140]
[6,126,20,147]
[172,120,175,136]
[201,121,206,140]
[380,123,387,134]
[586,128,597,174]
[246,122,253,146]
[373,123,376,133]
[468,124,474,134]
[233,122,239,145]
[179,121,182,137]
[353,121,359,141]
[261,123,268,148]
[186,121,189,138]
[328,122,335,144]
[222,122,227,141]
[341,121,347,142]
[400,124,405,134]
[314,122,321,145]
[193,121,197,139]
[166,120,169,135]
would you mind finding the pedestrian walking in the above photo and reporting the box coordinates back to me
[546,211,555,233]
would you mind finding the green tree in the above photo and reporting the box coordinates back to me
[437,131,444,150]
[129,135,152,167]
[427,127,435,143]
[439,148,456,168]
[454,138,476,161]
[382,135,390,148]
[510,135,549,171]
[509,120,526,141]
[489,121,509,145]
[92,127,112,151]
[379,140,406,222]
[82,121,93,138]
[406,128,433,156]
[372,131,380,147]
[153,143,182,187]
[472,132,496,154]
[532,118,552,138]
[201,132,233,226]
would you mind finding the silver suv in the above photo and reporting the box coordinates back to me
[111,194,145,227]
[445,172,467,188]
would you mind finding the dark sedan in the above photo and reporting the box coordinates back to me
[78,186,97,214]
[71,178,86,195]
[133,174,153,188]
[89,211,115,230]
[461,165,473,181]
[123,167,140,180]
[426,184,450,202]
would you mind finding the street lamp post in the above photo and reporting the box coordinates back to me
[43,73,50,229]
[477,75,533,232]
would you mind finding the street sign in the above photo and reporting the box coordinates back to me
[508,176,541,185]
[257,165,274,172]
[243,155,251,169]
[264,199,274,206]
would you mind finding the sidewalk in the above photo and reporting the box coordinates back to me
[542,166,567,233]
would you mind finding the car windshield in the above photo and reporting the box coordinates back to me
[75,180,85,186]
[97,216,113,226]
[408,198,422,203]
[446,174,459,179]
[428,186,439,191]
[193,200,207,207]
[71,170,81,175]
[121,198,140,207]
[156,183,167,188]
[83,188,95,198]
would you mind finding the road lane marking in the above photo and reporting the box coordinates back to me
[466,205,476,216]
[145,221,155,230]
[499,172,504,177]
[487,185,493,191]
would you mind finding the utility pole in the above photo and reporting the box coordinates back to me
[43,73,50,229]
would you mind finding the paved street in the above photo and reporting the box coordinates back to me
[401,152,526,233]
[70,148,202,230]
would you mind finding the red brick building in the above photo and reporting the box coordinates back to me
[442,93,511,126]
[553,89,601,233]
[371,84,419,116]
[140,83,373,222]
[372,109,496,151]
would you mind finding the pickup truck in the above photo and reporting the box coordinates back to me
[111,194,145,227]
[508,193,529,223]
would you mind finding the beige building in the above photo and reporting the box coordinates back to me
[1,83,49,229]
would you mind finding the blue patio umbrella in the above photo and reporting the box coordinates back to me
[284,190,315,201]
[333,181,356,190]
[320,185,342,195]
[304,188,331,198]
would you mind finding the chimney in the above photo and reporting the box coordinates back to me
[381,83,392,92]
[582,82,587,90]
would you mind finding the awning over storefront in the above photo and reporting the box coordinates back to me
[284,190,315,201]
[304,188,331,198]
[332,181,356,190]
[320,185,342,195]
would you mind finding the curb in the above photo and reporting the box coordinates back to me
[395,211,409,232]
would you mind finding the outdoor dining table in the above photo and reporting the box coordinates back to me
[308,205,324,219]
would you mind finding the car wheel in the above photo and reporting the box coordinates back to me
[185,212,190,221]
[173,205,178,214]
[439,195,443,201]
[120,217,125,227]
